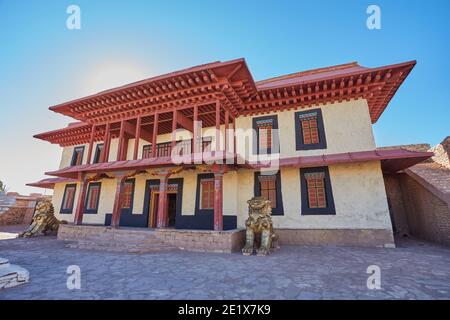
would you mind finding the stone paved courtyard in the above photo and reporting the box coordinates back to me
[0,236,449,299]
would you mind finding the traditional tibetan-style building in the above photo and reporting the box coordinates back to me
[29,58,433,250]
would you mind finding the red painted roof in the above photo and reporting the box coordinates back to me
[256,62,368,90]
[247,148,433,173]
[45,149,432,179]
[45,152,238,179]
[26,177,78,189]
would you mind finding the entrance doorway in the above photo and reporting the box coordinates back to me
[148,191,177,228]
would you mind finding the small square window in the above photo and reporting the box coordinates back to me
[300,167,335,215]
[254,171,284,215]
[295,109,327,150]
[253,115,279,154]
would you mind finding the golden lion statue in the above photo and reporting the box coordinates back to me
[19,200,66,238]
[242,197,276,256]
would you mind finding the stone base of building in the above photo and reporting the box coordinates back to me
[57,224,246,254]
[275,228,395,248]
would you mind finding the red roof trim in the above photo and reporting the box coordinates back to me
[26,177,78,189]
[45,149,432,179]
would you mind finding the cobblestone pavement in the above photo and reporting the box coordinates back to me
[0,236,449,299]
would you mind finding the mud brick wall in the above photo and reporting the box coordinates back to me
[383,174,409,236]
[400,174,450,245]
[0,207,28,226]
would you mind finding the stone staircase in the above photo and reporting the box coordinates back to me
[58,224,246,254]
[62,227,178,254]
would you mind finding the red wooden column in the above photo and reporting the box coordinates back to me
[73,174,88,225]
[156,172,170,228]
[232,117,236,155]
[171,110,177,152]
[152,113,158,157]
[102,123,111,162]
[133,116,142,160]
[224,110,229,154]
[110,176,126,229]
[86,125,96,164]
[193,104,199,152]
[117,120,126,161]
[213,166,224,231]
[215,101,221,153]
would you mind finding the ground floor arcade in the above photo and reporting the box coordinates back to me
[49,160,396,247]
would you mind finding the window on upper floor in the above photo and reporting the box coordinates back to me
[60,184,76,214]
[121,179,134,210]
[93,144,104,164]
[295,109,327,150]
[254,171,284,215]
[300,167,335,215]
[70,146,85,166]
[253,115,279,155]
[84,182,101,214]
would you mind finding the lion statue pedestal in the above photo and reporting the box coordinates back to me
[242,197,277,256]
[19,200,66,238]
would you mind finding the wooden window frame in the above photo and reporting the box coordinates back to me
[195,173,215,214]
[254,171,284,215]
[84,182,101,214]
[60,184,77,214]
[120,179,135,211]
[93,143,104,164]
[252,115,279,155]
[295,109,327,150]
[70,146,85,166]
[300,167,335,215]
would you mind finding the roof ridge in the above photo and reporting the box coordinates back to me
[256,61,360,85]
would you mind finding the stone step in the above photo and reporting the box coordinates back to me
[66,239,178,254]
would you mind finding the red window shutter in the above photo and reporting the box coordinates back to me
[66,188,74,209]
[258,124,272,149]
[98,147,105,163]
[63,187,75,210]
[259,175,277,208]
[201,180,214,209]
[121,182,133,209]
[75,151,82,165]
[301,117,320,145]
[88,186,99,210]
[309,119,319,144]
[306,175,327,209]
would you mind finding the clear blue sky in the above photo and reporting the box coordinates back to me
[0,0,449,194]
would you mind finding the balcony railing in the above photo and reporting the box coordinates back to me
[142,138,212,159]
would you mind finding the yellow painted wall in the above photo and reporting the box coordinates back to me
[235,98,375,161]
[235,161,391,230]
